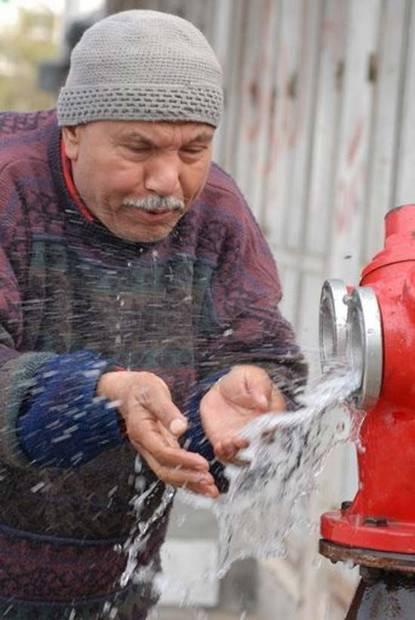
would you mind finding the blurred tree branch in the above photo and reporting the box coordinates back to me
[0,7,57,111]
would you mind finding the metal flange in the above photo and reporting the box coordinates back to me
[346,286,383,410]
[319,279,383,410]
[319,279,349,372]
[320,539,415,573]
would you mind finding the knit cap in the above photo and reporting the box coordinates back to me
[56,10,224,128]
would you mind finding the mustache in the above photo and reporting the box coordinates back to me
[122,196,185,212]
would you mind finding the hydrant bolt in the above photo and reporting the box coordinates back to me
[363,517,388,528]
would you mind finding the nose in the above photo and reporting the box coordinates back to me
[144,153,181,197]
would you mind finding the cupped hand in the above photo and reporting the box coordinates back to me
[97,370,219,497]
[200,365,286,464]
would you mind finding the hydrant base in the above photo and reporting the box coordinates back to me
[321,510,415,554]
[320,539,415,573]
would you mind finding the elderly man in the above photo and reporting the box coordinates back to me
[0,9,307,619]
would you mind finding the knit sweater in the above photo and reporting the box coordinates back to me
[0,110,307,616]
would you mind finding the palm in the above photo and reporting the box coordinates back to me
[199,365,286,463]
[201,386,262,448]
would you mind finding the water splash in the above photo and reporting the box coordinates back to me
[120,461,175,588]
[179,368,360,575]
[121,368,360,591]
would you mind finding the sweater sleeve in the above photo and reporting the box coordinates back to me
[16,351,125,468]
[0,242,56,466]
[0,251,124,468]
[195,175,308,407]
[0,162,125,468]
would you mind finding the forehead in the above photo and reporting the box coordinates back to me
[88,120,215,145]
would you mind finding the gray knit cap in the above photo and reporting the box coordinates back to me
[57,10,224,127]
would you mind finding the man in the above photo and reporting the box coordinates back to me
[0,9,307,619]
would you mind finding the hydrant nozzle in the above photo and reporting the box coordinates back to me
[319,204,415,567]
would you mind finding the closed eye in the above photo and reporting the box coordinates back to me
[127,144,152,153]
[181,145,208,154]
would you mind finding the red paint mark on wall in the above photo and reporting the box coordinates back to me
[335,165,365,234]
[347,118,364,166]
[334,117,367,234]
[244,0,273,143]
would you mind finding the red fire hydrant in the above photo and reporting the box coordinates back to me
[319,204,415,618]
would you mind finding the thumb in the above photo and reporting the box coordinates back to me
[241,366,273,410]
[144,389,188,437]
[269,385,287,412]
[169,417,188,437]
[251,391,269,411]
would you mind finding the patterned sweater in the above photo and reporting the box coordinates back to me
[0,110,307,616]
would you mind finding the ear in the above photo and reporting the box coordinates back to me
[62,126,83,161]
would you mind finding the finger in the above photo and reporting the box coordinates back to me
[132,385,188,437]
[132,435,210,471]
[247,375,273,410]
[269,386,286,412]
[214,436,249,461]
[156,420,183,448]
[157,425,212,470]
[221,436,249,453]
[227,456,251,466]
[126,405,209,470]
[139,449,216,487]
[225,365,273,410]
[164,468,216,487]
[127,416,207,469]
[214,442,236,461]
[250,391,270,411]
[185,482,220,498]
[215,444,251,466]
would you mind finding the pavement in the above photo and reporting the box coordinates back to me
[151,501,258,619]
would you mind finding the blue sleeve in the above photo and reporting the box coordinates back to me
[183,370,229,492]
[17,350,125,468]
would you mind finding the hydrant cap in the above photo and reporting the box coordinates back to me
[319,279,383,410]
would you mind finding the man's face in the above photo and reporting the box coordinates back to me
[62,120,215,242]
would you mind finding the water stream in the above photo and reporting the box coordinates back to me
[122,367,361,605]
[179,367,360,575]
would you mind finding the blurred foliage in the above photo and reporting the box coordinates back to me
[0,7,58,111]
